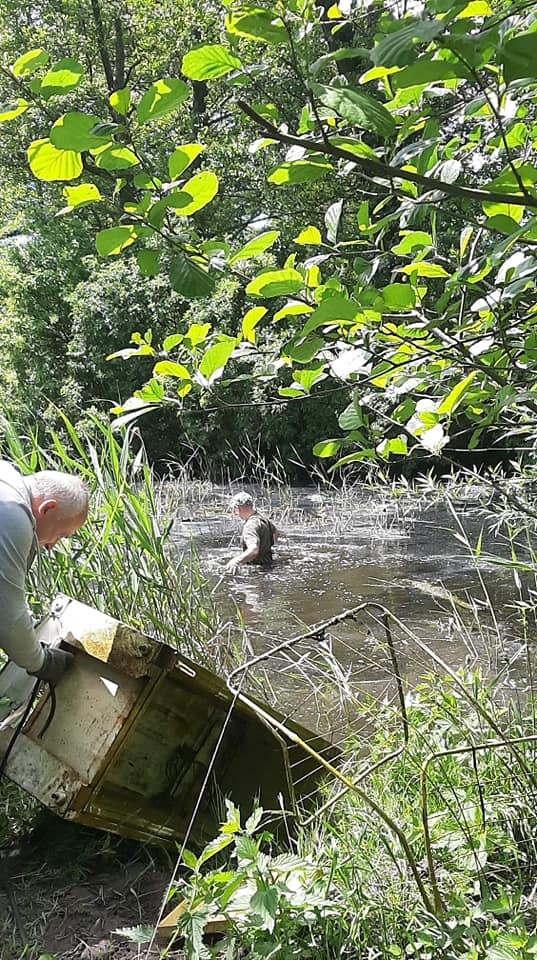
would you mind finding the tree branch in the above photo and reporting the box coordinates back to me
[237,100,537,211]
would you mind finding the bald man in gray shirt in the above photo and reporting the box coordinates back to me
[0,460,88,682]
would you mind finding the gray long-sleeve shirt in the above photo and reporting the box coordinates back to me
[0,461,44,672]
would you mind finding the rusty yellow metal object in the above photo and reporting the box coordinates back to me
[156,900,228,944]
[0,595,332,847]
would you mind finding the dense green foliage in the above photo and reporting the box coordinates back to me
[2,0,537,478]
[138,670,537,959]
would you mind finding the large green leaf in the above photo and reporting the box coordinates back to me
[302,295,361,334]
[267,157,334,185]
[313,83,395,137]
[391,58,467,89]
[27,139,83,181]
[168,144,205,180]
[96,226,137,256]
[169,254,215,297]
[199,338,236,380]
[63,183,101,207]
[225,8,287,44]
[0,99,29,122]
[12,48,49,77]
[136,79,190,123]
[40,58,84,99]
[501,34,537,85]
[242,306,267,342]
[175,172,219,216]
[284,335,324,363]
[246,269,304,298]
[381,283,416,310]
[136,249,160,277]
[229,230,280,264]
[94,146,139,170]
[370,19,444,67]
[153,360,191,380]
[313,439,342,458]
[109,88,131,115]
[182,45,242,80]
[437,372,477,415]
[50,113,112,151]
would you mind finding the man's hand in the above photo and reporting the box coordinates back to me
[225,557,241,574]
[29,646,74,685]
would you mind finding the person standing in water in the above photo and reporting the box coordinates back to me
[225,492,280,574]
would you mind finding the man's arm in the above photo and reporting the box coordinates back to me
[0,506,45,673]
[225,541,259,572]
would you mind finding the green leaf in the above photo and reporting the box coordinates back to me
[382,283,416,310]
[176,171,219,216]
[250,886,278,933]
[199,338,236,381]
[94,145,139,170]
[484,214,521,235]
[392,231,432,255]
[12,48,49,77]
[294,362,326,391]
[185,322,211,346]
[225,9,287,44]
[40,58,84,99]
[181,848,198,870]
[501,34,537,85]
[391,59,467,89]
[0,99,29,122]
[182,44,242,80]
[136,78,190,123]
[302,295,360,334]
[229,230,279,265]
[313,439,341,458]
[28,139,83,181]
[371,19,444,67]
[246,269,304,298]
[169,254,215,297]
[400,261,449,278]
[267,157,334,185]
[437,371,477,415]
[242,306,267,342]
[50,112,112,151]
[63,183,101,207]
[110,87,131,115]
[136,249,160,277]
[339,401,362,430]
[168,143,205,180]
[154,360,191,379]
[284,335,324,363]
[273,301,313,321]
[197,833,235,867]
[96,226,137,256]
[313,83,395,136]
[331,449,376,469]
[114,925,154,945]
[294,226,322,245]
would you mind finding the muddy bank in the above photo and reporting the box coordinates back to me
[1,816,179,960]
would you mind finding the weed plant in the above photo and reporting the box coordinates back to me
[154,670,537,960]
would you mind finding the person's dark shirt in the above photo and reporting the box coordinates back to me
[241,513,276,566]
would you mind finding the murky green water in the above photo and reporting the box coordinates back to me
[170,488,530,733]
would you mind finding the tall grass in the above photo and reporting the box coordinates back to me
[0,412,225,663]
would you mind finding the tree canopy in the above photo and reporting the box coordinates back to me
[1,0,537,475]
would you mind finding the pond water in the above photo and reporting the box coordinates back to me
[169,486,532,735]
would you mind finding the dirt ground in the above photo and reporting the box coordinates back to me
[0,814,185,960]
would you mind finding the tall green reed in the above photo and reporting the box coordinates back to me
[0,412,224,664]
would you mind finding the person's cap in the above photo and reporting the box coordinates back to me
[230,491,254,507]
